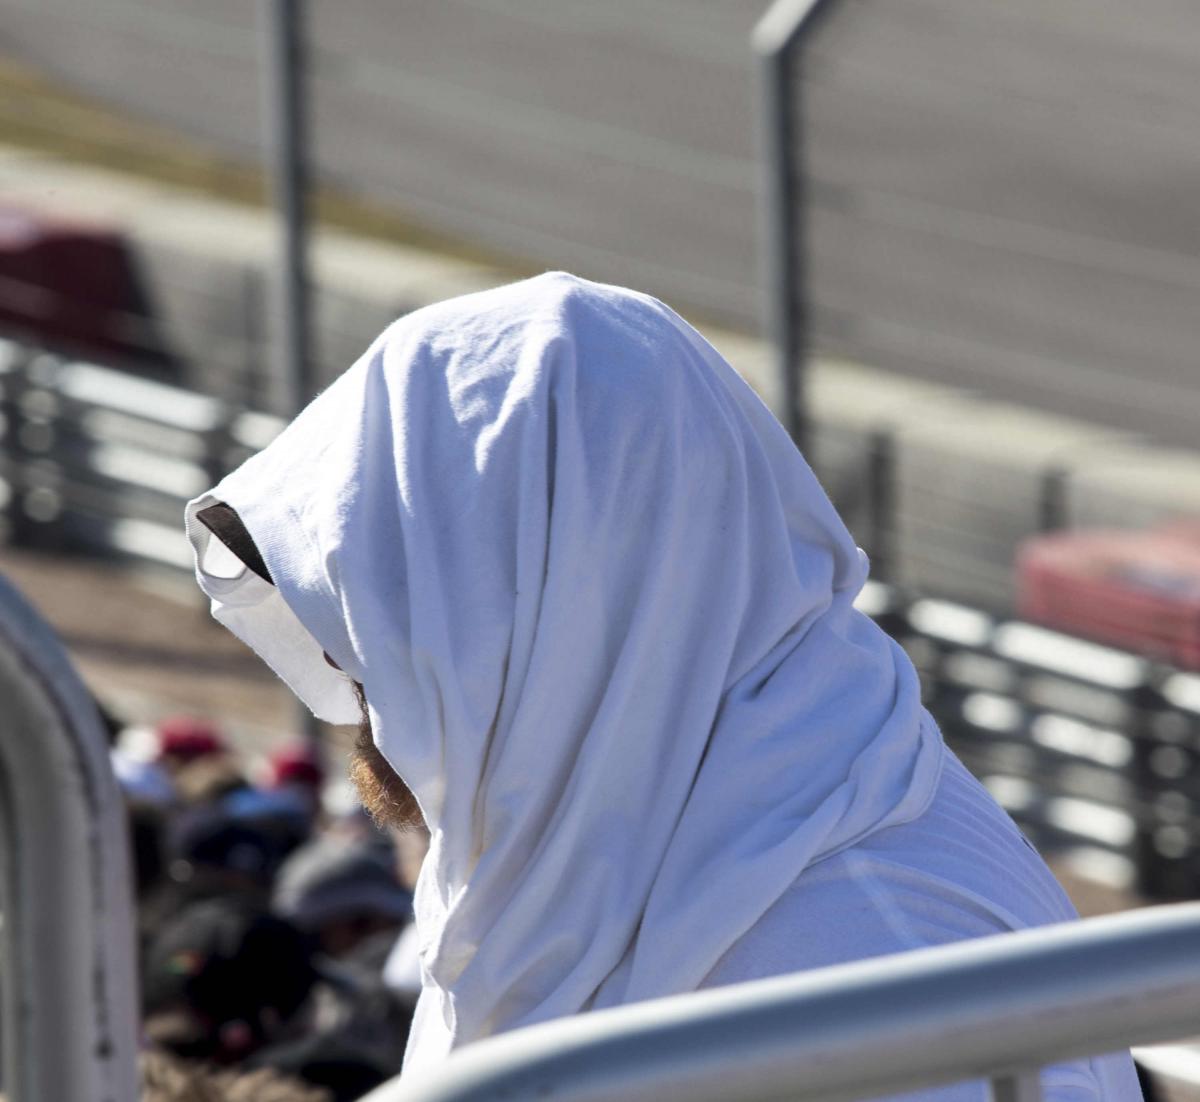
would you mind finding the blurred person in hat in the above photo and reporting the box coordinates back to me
[172,810,279,889]
[273,834,412,962]
[270,833,417,1087]
[143,893,408,1099]
[227,737,327,833]
[220,742,324,870]
[153,716,249,816]
[267,739,324,793]
[155,716,228,770]
[141,897,317,1066]
[137,808,280,951]
[184,274,1141,1099]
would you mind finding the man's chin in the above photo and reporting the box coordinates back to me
[348,739,425,833]
[348,679,425,832]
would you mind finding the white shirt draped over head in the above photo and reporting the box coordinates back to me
[185,272,943,1070]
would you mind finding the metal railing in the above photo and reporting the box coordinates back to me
[0,334,285,571]
[365,903,1200,1101]
[0,571,138,1099]
[856,582,1200,900]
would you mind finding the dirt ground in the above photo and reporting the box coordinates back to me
[0,544,351,757]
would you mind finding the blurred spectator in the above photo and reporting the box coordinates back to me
[382,922,422,1002]
[113,752,177,808]
[273,835,411,961]
[172,755,246,806]
[221,782,314,871]
[248,935,413,1101]
[127,801,168,902]
[139,811,278,944]
[382,827,430,999]
[111,702,415,1096]
[172,810,279,891]
[142,898,317,1066]
[246,1023,403,1102]
[266,739,324,795]
[156,716,228,771]
[140,1047,331,1102]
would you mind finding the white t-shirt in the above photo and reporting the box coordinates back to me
[700,750,1142,1101]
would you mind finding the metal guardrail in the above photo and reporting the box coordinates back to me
[857,582,1200,900]
[366,903,1200,1102]
[0,334,284,571]
[0,570,138,1099]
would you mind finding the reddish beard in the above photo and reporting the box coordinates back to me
[347,681,425,832]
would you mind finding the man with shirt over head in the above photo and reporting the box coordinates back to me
[186,272,1141,1099]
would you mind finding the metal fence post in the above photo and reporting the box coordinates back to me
[866,427,896,584]
[1037,465,1069,533]
[753,0,838,461]
[260,0,314,419]
[260,0,323,749]
[755,27,802,450]
[990,1071,1044,1102]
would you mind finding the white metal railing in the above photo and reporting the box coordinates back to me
[367,903,1200,1101]
[0,572,139,1100]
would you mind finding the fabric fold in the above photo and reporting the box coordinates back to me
[185,271,942,1069]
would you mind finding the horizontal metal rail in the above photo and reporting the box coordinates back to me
[0,338,286,569]
[370,904,1200,1102]
[856,582,1200,898]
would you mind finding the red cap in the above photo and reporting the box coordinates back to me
[156,716,227,763]
[267,741,323,790]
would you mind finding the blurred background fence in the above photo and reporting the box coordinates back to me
[760,0,1200,451]
[4,0,1200,444]
[0,334,282,568]
[2,323,1200,902]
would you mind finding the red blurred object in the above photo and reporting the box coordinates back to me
[266,740,323,790]
[0,204,163,364]
[156,716,228,763]
[1017,522,1200,670]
